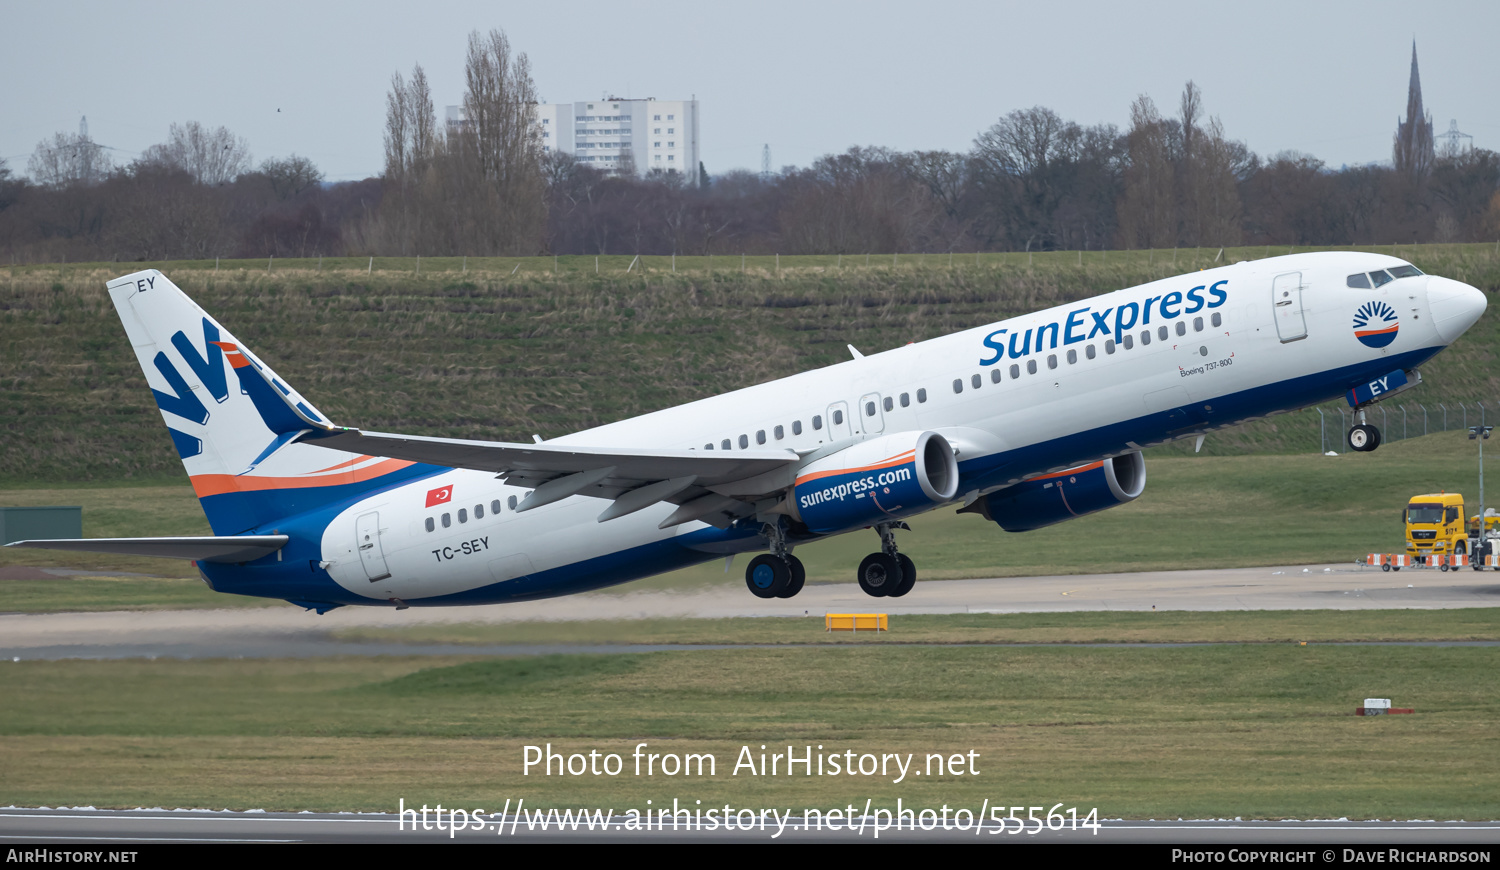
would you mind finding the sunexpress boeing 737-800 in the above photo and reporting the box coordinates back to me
[8,255,1487,611]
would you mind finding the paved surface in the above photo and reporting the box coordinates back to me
[0,562,1494,659]
[1,808,1497,844]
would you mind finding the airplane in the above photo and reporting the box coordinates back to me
[7,254,1486,611]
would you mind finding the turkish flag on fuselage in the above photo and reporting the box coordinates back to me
[425,485,453,507]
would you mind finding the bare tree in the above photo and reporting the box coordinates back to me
[138,122,251,186]
[451,28,547,255]
[1116,95,1176,248]
[28,130,113,188]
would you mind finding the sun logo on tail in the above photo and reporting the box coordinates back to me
[1352,301,1399,348]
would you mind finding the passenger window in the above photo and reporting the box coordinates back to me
[1370,270,1394,287]
[990,368,1001,383]
[953,379,963,394]
[1193,316,1203,332]
[1158,325,1169,340]
[475,503,484,519]
[1067,349,1077,364]
[883,396,893,412]
[739,434,749,449]
[756,430,766,445]
[774,425,784,440]
[1347,273,1372,289]
[1175,322,1186,336]
[442,512,452,528]
[793,420,803,435]
[705,443,714,450]
[1105,339,1116,354]
[1123,334,1134,350]
[833,409,844,425]
[1085,345,1096,360]
[722,439,731,449]
[813,415,823,429]
[458,508,468,523]
[425,517,435,533]
[1047,354,1058,369]
[508,495,517,510]
[971,374,982,389]
[1141,330,1151,346]
[1389,265,1423,278]
[1009,364,1020,378]
[1026,359,1038,374]
[865,402,876,416]
[1211,312,1222,328]
[917,389,927,403]
[899,393,910,407]
[492,499,502,515]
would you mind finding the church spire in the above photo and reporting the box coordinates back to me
[1394,40,1434,179]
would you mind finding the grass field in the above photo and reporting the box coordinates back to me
[2,430,1493,611]
[1,641,1496,818]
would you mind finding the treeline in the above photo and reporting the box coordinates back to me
[2,34,1498,263]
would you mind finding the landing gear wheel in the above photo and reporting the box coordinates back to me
[777,555,806,598]
[857,552,902,597]
[1348,424,1382,452]
[888,554,917,597]
[745,554,789,599]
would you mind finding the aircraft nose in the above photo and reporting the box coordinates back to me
[1427,276,1487,344]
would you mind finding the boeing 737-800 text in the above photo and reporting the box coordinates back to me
[9,255,1486,610]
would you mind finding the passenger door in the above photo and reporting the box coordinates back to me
[1272,272,1307,343]
[356,511,391,582]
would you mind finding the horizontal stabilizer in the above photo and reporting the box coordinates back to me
[5,535,290,564]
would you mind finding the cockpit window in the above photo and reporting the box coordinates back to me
[1388,265,1423,279]
[1346,273,1372,289]
[1369,270,1394,287]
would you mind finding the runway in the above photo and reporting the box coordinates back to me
[0,562,1495,661]
[2,808,1497,844]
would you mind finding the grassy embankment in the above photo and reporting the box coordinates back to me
[1,645,1496,818]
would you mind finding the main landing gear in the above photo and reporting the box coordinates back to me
[744,521,806,599]
[857,523,917,598]
[1347,409,1383,453]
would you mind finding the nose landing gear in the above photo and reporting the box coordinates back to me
[1347,409,1383,452]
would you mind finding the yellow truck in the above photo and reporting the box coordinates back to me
[1404,493,1468,566]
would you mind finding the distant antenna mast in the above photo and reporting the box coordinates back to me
[1436,119,1473,156]
[79,115,88,138]
[760,144,771,181]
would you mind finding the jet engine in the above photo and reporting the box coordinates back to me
[788,431,959,534]
[968,451,1145,532]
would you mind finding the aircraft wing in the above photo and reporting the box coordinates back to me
[304,429,801,528]
[5,535,290,564]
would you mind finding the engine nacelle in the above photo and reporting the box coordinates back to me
[971,451,1145,532]
[789,431,960,534]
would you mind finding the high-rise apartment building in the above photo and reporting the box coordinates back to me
[534,97,700,181]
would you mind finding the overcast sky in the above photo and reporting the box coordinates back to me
[3,0,1496,182]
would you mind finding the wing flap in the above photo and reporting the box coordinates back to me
[5,535,290,564]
